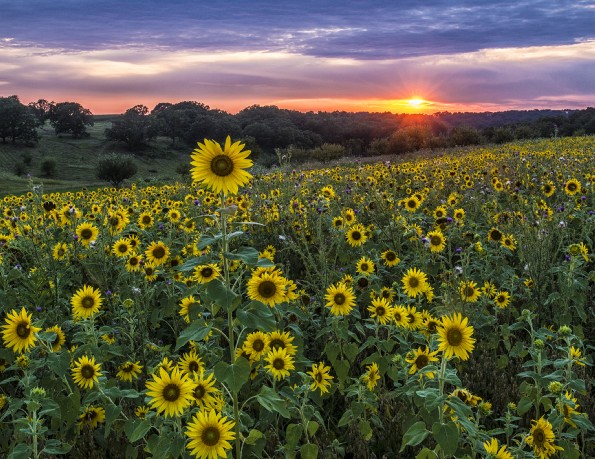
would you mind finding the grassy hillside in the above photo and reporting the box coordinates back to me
[0,121,191,196]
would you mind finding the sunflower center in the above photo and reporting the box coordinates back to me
[152,246,166,259]
[16,323,30,338]
[188,361,200,372]
[334,293,346,305]
[142,216,151,224]
[129,257,139,266]
[533,428,545,445]
[351,231,361,240]
[408,277,420,288]
[273,358,285,370]
[57,248,65,256]
[194,384,205,399]
[162,384,180,402]
[376,306,386,316]
[80,228,93,239]
[118,244,128,253]
[211,155,234,177]
[315,373,323,383]
[407,200,416,208]
[201,426,221,447]
[122,364,133,372]
[385,252,396,261]
[360,263,369,271]
[258,280,277,298]
[464,287,475,298]
[430,236,442,246]
[568,183,577,191]
[252,339,265,352]
[269,339,283,350]
[446,328,463,346]
[201,267,213,278]
[82,296,95,309]
[81,364,95,379]
[415,355,429,368]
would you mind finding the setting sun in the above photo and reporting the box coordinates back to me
[407,98,425,108]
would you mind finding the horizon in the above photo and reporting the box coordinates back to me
[1,1,594,115]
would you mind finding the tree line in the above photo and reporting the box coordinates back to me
[2,94,594,165]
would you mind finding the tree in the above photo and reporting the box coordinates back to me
[0,95,40,144]
[27,99,53,126]
[48,102,94,138]
[105,105,152,150]
[96,153,138,187]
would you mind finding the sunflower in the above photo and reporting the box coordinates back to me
[487,227,503,243]
[178,349,204,376]
[242,331,269,361]
[2,307,41,353]
[135,405,150,419]
[401,267,429,298]
[112,238,132,258]
[459,280,481,303]
[526,416,563,459]
[392,305,409,328]
[75,222,99,247]
[191,371,219,409]
[264,347,295,380]
[145,367,195,417]
[437,313,475,361]
[78,405,106,430]
[541,181,555,197]
[324,282,356,316]
[367,297,393,325]
[179,295,201,323]
[138,211,154,229]
[494,291,511,309]
[345,223,368,247]
[45,325,66,352]
[307,362,334,395]
[185,409,236,459]
[145,241,170,266]
[52,242,69,261]
[403,196,421,212]
[453,208,465,222]
[500,234,517,251]
[406,347,439,379]
[72,355,102,390]
[570,346,586,366]
[564,178,581,196]
[144,262,159,282]
[116,361,143,382]
[190,136,253,195]
[193,264,221,284]
[379,286,396,301]
[247,272,288,307]
[450,388,482,407]
[356,256,375,276]
[71,285,103,320]
[426,230,446,253]
[267,330,297,356]
[343,208,356,224]
[404,305,424,330]
[381,249,400,267]
[483,438,513,459]
[332,216,344,229]
[125,254,143,272]
[362,362,381,391]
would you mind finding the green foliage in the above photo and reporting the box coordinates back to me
[95,153,137,187]
[48,101,94,138]
[40,157,57,177]
[0,95,40,145]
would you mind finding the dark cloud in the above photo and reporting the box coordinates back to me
[1,0,594,59]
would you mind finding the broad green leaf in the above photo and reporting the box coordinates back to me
[286,423,302,451]
[236,301,277,332]
[359,419,373,441]
[432,421,459,456]
[205,280,239,311]
[307,421,320,437]
[8,444,32,459]
[42,439,72,455]
[245,429,263,445]
[416,448,438,459]
[343,342,359,362]
[324,342,340,364]
[517,396,533,415]
[256,386,290,418]
[175,320,212,351]
[124,419,152,443]
[223,246,259,265]
[214,358,251,393]
[300,443,318,459]
[334,359,350,385]
[400,421,429,452]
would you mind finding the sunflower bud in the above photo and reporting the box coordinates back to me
[558,325,572,337]
[548,381,563,394]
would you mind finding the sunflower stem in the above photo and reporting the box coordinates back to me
[438,355,448,426]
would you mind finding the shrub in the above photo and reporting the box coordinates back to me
[40,157,57,177]
[96,153,137,187]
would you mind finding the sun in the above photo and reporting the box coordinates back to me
[407,98,425,108]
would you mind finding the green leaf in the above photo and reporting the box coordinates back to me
[358,419,373,441]
[8,444,32,459]
[300,443,318,459]
[324,342,340,364]
[175,320,212,351]
[256,386,290,418]
[42,439,72,455]
[517,396,533,415]
[400,421,429,452]
[286,423,302,451]
[245,429,264,445]
[416,448,438,459]
[205,280,239,311]
[124,419,152,443]
[223,246,259,265]
[48,351,71,377]
[334,359,350,385]
[214,358,251,393]
[58,391,80,429]
[337,409,353,427]
[104,404,122,438]
[343,342,359,362]
[432,421,459,456]
[307,421,320,437]
[236,301,277,332]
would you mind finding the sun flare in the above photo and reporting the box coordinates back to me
[407,98,425,108]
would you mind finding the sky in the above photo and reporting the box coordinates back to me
[1,0,594,114]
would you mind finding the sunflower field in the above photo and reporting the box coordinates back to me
[0,136,594,459]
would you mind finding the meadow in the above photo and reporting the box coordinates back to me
[0,136,593,458]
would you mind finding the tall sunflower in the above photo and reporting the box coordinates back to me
[401,267,429,298]
[426,229,447,253]
[526,416,563,459]
[78,405,106,430]
[191,371,219,409]
[193,264,221,284]
[116,361,143,382]
[345,223,368,247]
[185,410,236,459]
[264,347,295,381]
[75,222,99,247]
[459,280,481,303]
[71,285,103,320]
[482,438,513,459]
[247,272,287,307]
[406,347,439,379]
[145,241,170,266]
[307,362,334,395]
[190,136,253,195]
[178,349,204,376]
[242,331,269,361]
[45,325,66,352]
[381,249,400,267]
[112,238,132,258]
[72,355,102,389]
[324,282,356,316]
[267,330,297,356]
[367,298,393,325]
[437,313,475,361]
[356,256,375,276]
[145,367,196,417]
[362,362,381,391]
[1,307,41,354]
